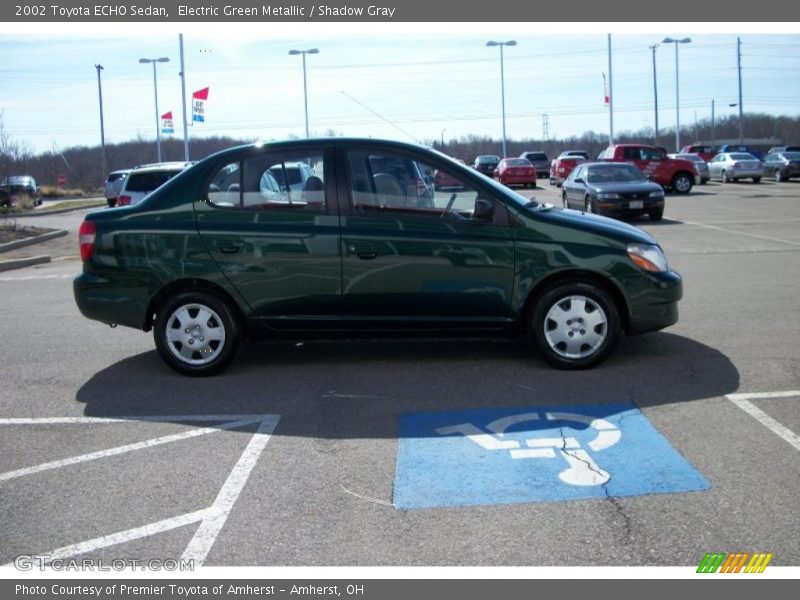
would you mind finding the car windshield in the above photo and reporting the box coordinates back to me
[504,159,530,166]
[125,170,182,192]
[730,153,756,160]
[783,152,800,160]
[586,164,645,183]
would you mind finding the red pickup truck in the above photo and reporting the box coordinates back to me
[597,144,698,194]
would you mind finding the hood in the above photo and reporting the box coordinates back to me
[587,181,664,193]
[536,206,657,246]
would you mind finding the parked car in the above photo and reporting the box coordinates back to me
[762,151,800,182]
[267,161,316,192]
[0,175,41,207]
[669,153,710,184]
[767,146,800,154]
[103,169,131,208]
[493,158,536,187]
[549,152,588,186]
[561,162,665,221]
[597,144,698,194]
[74,138,681,375]
[472,155,501,176]
[434,158,466,190]
[519,151,550,177]
[115,162,193,207]
[679,144,716,162]
[707,152,764,183]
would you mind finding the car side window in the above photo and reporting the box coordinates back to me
[207,152,326,211]
[347,150,480,219]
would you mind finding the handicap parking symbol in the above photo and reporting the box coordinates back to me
[394,403,709,509]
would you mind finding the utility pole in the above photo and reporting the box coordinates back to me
[94,64,107,178]
[649,44,659,144]
[179,34,190,161]
[737,37,744,145]
[607,34,614,145]
[542,113,550,141]
[711,99,715,148]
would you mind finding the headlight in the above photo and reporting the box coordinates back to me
[598,192,619,199]
[627,243,669,273]
[649,191,664,198]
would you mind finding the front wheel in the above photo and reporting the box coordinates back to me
[649,207,664,221]
[154,291,240,376]
[672,172,693,194]
[752,177,761,184]
[584,196,594,214]
[561,191,568,208]
[721,170,729,183]
[530,282,621,370]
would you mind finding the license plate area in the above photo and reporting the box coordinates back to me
[629,200,644,209]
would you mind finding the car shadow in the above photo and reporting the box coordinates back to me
[75,332,739,440]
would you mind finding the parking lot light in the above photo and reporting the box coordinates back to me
[486,40,517,158]
[662,37,691,152]
[289,48,319,138]
[139,57,170,163]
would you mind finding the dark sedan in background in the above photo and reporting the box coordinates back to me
[562,162,666,221]
[472,154,501,176]
[763,151,800,182]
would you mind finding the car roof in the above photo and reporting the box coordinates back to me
[132,161,194,172]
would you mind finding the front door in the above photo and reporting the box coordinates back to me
[337,146,515,326]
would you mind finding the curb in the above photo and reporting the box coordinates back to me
[11,201,106,218]
[0,255,51,272]
[0,229,69,254]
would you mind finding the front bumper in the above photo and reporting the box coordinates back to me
[626,269,682,335]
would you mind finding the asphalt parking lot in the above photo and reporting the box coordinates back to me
[1,179,798,568]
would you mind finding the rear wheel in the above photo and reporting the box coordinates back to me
[671,172,693,194]
[753,177,761,184]
[775,169,784,182]
[530,281,621,370]
[154,291,240,376]
[721,170,729,183]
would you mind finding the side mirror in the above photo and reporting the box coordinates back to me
[473,198,494,221]
[574,178,584,184]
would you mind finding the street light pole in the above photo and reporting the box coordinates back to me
[662,37,691,152]
[139,57,170,163]
[289,48,319,138]
[649,44,659,144]
[487,40,517,158]
[94,64,107,179]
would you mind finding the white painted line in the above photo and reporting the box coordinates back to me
[0,414,271,425]
[0,417,261,482]
[0,274,74,282]
[683,221,800,247]
[181,415,280,566]
[726,392,800,452]
[726,391,800,401]
[1,509,212,567]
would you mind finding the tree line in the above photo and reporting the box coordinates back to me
[2,111,798,192]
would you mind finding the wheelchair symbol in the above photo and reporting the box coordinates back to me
[436,411,621,486]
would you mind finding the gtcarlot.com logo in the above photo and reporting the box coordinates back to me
[697,552,773,573]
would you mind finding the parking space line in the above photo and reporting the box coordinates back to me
[0,417,261,482]
[0,414,280,567]
[726,391,800,452]
[683,221,800,247]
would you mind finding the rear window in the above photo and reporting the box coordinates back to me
[504,159,530,166]
[526,153,547,161]
[783,152,800,160]
[476,156,500,164]
[729,153,756,160]
[107,172,127,183]
[125,170,182,192]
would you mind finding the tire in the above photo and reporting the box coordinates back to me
[649,207,664,221]
[106,198,117,208]
[671,172,693,194]
[153,291,240,376]
[530,281,621,370]
[753,177,761,184]
[721,170,729,184]
[775,169,784,182]
[562,191,568,208]
[584,196,594,214]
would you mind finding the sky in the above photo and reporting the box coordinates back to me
[1,23,799,155]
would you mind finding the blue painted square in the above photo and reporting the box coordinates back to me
[394,403,709,509]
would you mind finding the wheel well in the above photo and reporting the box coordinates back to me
[144,279,244,332]
[520,270,631,333]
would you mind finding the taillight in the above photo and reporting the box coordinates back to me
[79,221,96,262]
[733,162,741,169]
[117,194,131,206]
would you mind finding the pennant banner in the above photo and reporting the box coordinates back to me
[161,111,174,134]
[192,87,209,123]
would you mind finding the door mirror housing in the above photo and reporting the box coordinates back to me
[574,178,585,185]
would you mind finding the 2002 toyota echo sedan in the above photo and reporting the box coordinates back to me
[73,139,682,376]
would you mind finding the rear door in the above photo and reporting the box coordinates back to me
[337,145,515,325]
[194,145,342,328]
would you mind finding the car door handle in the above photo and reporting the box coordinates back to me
[214,242,244,254]
[347,244,378,260]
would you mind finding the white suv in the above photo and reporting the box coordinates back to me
[116,162,192,207]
